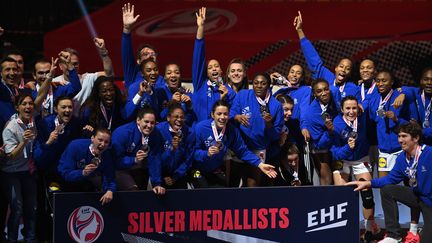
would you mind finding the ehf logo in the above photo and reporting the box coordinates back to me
[133,8,237,37]
[67,206,104,243]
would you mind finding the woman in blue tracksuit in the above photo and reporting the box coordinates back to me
[331,96,383,241]
[125,59,161,121]
[272,64,312,146]
[156,102,194,189]
[231,73,284,186]
[368,71,410,178]
[294,11,360,103]
[57,127,115,204]
[301,79,339,185]
[155,63,196,126]
[191,7,236,122]
[406,67,432,145]
[120,3,165,89]
[347,121,432,243]
[80,76,132,135]
[191,100,277,188]
[111,106,165,195]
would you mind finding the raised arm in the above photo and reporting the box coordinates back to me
[34,57,58,111]
[293,11,305,40]
[192,7,207,90]
[121,3,141,87]
[196,7,206,40]
[94,37,113,77]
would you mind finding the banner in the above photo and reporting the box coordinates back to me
[54,186,359,243]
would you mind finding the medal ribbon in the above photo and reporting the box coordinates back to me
[378,89,394,111]
[100,102,113,130]
[405,145,422,181]
[421,91,432,123]
[255,91,271,107]
[211,121,226,142]
[342,116,358,132]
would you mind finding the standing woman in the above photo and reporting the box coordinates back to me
[301,79,339,185]
[192,7,236,122]
[2,94,39,242]
[191,100,277,188]
[80,76,128,135]
[331,96,383,241]
[368,71,410,178]
[231,73,284,186]
[293,11,360,103]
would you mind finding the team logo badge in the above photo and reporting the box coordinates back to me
[67,206,104,243]
[134,8,237,37]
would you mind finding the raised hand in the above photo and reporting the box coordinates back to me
[293,11,303,31]
[196,7,206,27]
[122,3,140,33]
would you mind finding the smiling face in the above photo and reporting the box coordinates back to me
[211,105,229,129]
[55,98,73,124]
[341,99,358,122]
[376,72,393,95]
[98,81,116,107]
[207,59,223,82]
[167,108,185,131]
[421,69,432,96]
[138,47,157,63]
[227,63,245,85]
[33,62,51,84]
[282,103,294,122]
[91,131,111,156]
[137,113,156,136]
[17,96,34,122]
[253,75,270,99]
[164,64,181,90]
[142,61,159,86]
[313,81,331,105]
[334,58,352,84]
[287,65,303,86]
[359,59,376,81]
[8,54,24,78]
[398,131,419,154]
[1,60,18,86]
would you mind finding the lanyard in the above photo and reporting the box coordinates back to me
[405,145,422,179]
[54,116,66,134]
[320,103,328,114]
[342,116,358,132]
[360,81,376,101]
[378,89,394,110]
[421,91,432,122]
[16,115,34,158]
[211,121,226,142]
[100,102,113,130]
[169,125,182,138]
[255,91,271,107]
[334,80,346,93]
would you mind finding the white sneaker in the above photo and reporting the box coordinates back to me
[378,237,402,243]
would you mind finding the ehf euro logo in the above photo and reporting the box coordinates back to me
[134,8,237,37]
[67,206,104,243]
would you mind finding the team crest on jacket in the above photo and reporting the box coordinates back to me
[242,106,252,117]
[67,206,104,243]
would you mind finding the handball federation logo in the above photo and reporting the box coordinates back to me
[67,206,104,243]
[134,8,237,37]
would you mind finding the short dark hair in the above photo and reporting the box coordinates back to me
[138,58,157,74]
[136,43,157,60]
[340,95,358,108]
[33,58,51,74]
[137,105,156,119]
[0,57,18,71]
[276,94,294,105]
[54,96,73,108]
[311,78,329,93]
[397,120,422,141]
[4,49,24,59]
[211,100,230,113]
[93,127,112,137]
[167,101,184,116]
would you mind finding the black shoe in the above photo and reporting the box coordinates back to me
[362,230,386,243]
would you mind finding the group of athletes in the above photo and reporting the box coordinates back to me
[0,4,430,243]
